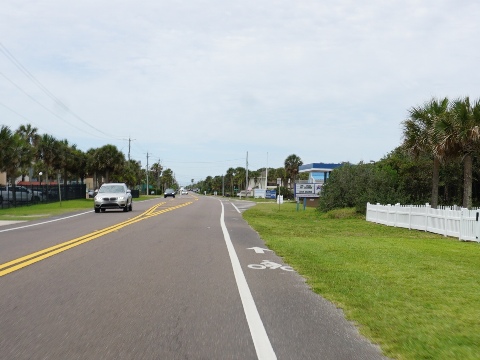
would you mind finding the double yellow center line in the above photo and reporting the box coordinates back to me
[0,200,194,277]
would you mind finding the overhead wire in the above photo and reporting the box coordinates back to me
[0,42,121,141]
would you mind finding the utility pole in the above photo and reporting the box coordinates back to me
[246,151,249,193]
[123,137,135,161]
[146,152,149,195]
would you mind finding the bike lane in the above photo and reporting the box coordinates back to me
[221,199,387,360]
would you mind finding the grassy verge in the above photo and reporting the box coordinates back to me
[0,199,94,221]
[243,203,480,360]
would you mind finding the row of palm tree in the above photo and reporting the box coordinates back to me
[402,96,480,208]
[194,154,305,195]
[0,124,175,191]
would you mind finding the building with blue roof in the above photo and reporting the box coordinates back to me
[298,163,342,183]
[295,163,342,206]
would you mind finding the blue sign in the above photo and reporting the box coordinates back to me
[266,189,276,199]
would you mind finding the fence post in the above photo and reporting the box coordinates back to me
[476,211,480,242]
[408,205,412,230]
[424,203,430,232]
[459,209,464,241]
[444,208,448,237]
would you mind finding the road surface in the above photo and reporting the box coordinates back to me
[0,194,386,359]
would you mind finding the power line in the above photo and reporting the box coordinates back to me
[0,42,119,140]
[0,71,97,137]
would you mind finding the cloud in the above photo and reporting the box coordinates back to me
[1,0,480,184]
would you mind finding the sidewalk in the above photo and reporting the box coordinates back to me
[0,220,26,227]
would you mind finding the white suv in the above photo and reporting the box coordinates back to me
[94,183,132,213]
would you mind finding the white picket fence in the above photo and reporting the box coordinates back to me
[366,202,480,242]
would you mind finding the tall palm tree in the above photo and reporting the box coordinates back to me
[284,154,303,189]
[0,126,33,200]
[94,144,125,183]
[161,168,175,189]
[122,159,142,189]
[150,162,163,191]
[225,167,235,195]
[53,139,73,184]
[37,134,58,184]
[69,148,88,184]
[235,167,246,191]
[402,97,449,208]
[16,124,39,147]
[437,97,480,208]
[15,124,39,181]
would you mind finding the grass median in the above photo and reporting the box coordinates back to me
[242,203,480,360]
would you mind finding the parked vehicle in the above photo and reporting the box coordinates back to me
[0,185,46,203]
[94,183,132,213]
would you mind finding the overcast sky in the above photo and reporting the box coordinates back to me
[1,1,479,185]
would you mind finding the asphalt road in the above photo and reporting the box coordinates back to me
[0,195,387,359]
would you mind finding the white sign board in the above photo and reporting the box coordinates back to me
[295,183,322,198]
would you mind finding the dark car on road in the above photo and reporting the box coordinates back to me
[164,188,176,198]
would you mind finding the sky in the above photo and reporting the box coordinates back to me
[1,1,480,186]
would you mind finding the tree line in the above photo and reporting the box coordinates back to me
[193,154,307,197]
[319,96,480,213]
[0,124,177,192]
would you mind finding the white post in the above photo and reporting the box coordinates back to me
[424,203,430,232]
[265,152,268,190]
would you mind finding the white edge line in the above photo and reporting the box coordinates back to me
[0,211,92,233]
[219,200,277,360]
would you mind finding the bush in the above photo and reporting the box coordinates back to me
[318,161,410,214]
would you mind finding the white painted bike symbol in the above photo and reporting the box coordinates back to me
[248,260,294,271]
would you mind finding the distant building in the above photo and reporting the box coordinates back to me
[296,163,342,206]
[298,163,342,184]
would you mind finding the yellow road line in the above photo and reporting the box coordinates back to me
[0,200,193,277]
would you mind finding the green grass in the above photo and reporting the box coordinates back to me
[0,199,94,220]
[243,204,480,360]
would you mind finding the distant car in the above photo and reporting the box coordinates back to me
[87,189,95,198]
[94,183,132,213]
[164,188,176,198]
[181,189,188,195]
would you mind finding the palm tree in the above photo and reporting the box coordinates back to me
[93,144,125,183]
[436,97,480,208]
[402,97,449,208]
[16,124,39,147]
[235,167,246,191]
[122,159,142,189]
[0,126,33,200]
[53,139,75,185]
[70,148,88,184]
[225,167,235,195]
[150,162,163,192]
[37,134,58,184]
[161,168,175,189]
[284,154,303,189]
[16,124,40,181]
